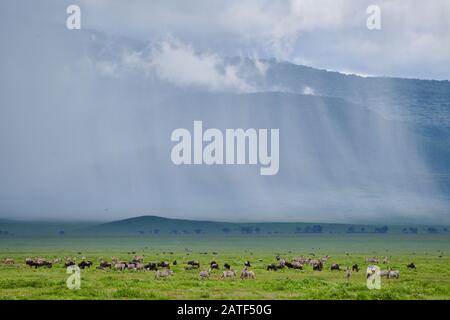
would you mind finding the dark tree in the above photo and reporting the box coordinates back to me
[374,226,388,234]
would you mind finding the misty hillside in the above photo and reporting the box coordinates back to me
[0,24,449,223]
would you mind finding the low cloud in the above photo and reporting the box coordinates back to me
[95,38,270,92]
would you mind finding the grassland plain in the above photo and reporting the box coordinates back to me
[0,234,449,300]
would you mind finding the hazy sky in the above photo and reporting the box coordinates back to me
[0,1,449,223]
[2,1,450,79]
[68,0,450,79]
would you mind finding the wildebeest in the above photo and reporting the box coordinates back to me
[144,262,158,271]
[240,268,255,279]
[97,261,112,270]
[352,264,359,272]
[221,270,236,279]
[290,261,303,270]
[187,260,200,268]
[244,261,251,267]
[407,262,416,269]
[26,258,52,268]
[224,263,231,270]
[64,260,76,267]
[311,260,323,271]
[157,261,170,268]
[330,263,340,271]
[173,260,177,266]
[155,269,173,279]
[266,263,278,271]
[210,261,219,269]
[78,260,93,269]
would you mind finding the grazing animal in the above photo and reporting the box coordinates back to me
[155,269,173,279]
[352,264,359,272]
[78,261,93,269]
[244,261,251,267]
[144,263,158,271]
[199,269,211,280]
[379,270,390,277]
[221,270,236,279]
[224,263,231,270]
[240,268,255,279]
[132,255,144,263]
[3,258,14,265]
[291,261,303,270]
[330,263,340,271]
[98,261,112,270]
[187,260,200,268]
[383,256,389,264]
[311,260,323,271]
[126,262,137,271]
[31,259,52,268]
[210,261,219,269]
[173,260,177,266]
[345,267,351,282]
[114,263,126,271]
[157,261,170,268]
[407,262,416,269]
[64,261,76,267]
[366,257,379,263]
[388,270,400,279]
[293,256,310,265]
[266,263,278,271]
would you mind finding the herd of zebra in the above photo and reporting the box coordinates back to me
[3,254,414,280]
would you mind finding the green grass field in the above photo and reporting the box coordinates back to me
[0,234,449,300]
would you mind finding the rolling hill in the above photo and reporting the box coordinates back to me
[1,216,448,237]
